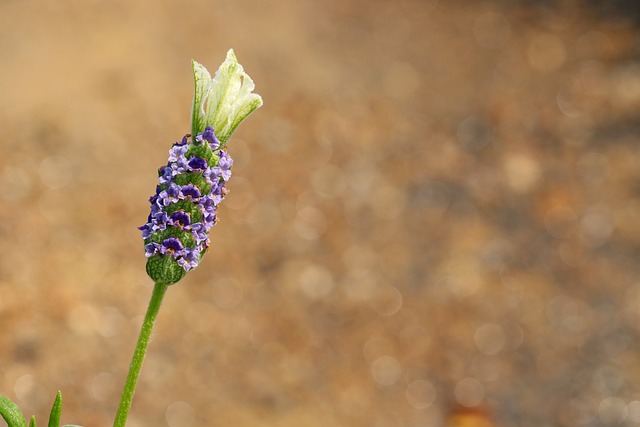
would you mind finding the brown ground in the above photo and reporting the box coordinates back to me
[1,1,640,426]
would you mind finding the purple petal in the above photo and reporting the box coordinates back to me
[188,156,208,171]
[170,211,191,228]
[181,184,201,199]
[203,127,220,149]
[161,237,185,254]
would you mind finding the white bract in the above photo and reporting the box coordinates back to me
[192,49,263,144]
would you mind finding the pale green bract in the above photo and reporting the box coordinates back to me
[191,49,263,145]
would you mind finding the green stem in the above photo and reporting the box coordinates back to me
[113,282,169,427]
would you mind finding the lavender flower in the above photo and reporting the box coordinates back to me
[140,50,262,285]
[138,126,232,283]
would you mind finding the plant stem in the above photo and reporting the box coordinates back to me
[113,282,169,427]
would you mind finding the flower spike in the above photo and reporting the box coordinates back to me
[141,51,262,285]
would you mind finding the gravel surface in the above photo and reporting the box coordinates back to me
[0,1,639,426]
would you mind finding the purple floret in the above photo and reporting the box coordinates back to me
[168,144,188,162]
[188,156,208,171]
[181,184,201,199]
[170,211,191,228]
[216,151,233,182]
[159,166,173,185]
[161,237,184,254]
[139,127,233,273]
[176,248,199,271]
[203,126,220,149]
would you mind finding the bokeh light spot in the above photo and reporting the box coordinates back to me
[39,155,72,189]
[503,152,540,193]
[406,379,436,409]
[455,378,484,407]
[370,285,403,316]
[474,323,506,355]
[626,401,640,424]
[579,206,613,247]
[90,372,115,401]
[311,163,346,199]
[14,374,35,401]
[67,303,100,336]
[293,206,327,240]
[598,397,627,424]
[371,356,402,386]
[299,263,334,299]
[363,337,396,364]
[165,401,195,427]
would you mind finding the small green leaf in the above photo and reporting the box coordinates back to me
[0,395,28,427]
[28,416,36,427]
[47,392,62,427]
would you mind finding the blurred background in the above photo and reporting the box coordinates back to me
[1,0,639,426]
